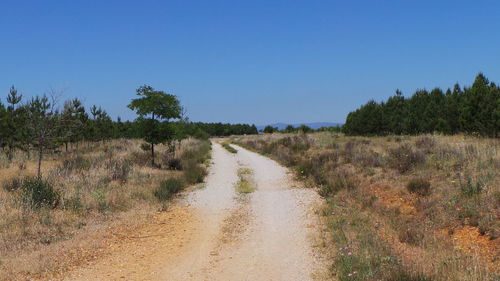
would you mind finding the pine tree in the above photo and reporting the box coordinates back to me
[128,85,182,166]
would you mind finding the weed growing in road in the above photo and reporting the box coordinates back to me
[221,142,237,153]
[236,168,255,194]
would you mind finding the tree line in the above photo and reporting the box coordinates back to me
[262,124,342,134]
[342,73,500,137]
[0,85,258,175]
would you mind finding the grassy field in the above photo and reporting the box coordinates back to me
[232,133,499,281]
[0,138,210,280]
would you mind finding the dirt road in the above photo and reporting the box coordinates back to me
[64,142,322,281]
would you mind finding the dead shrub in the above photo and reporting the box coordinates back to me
[415,136,436,153]
[389,144,425,173]
[398,224,425,246]
[105,159,132,183]
[318,170,356,197]
[129,151,150,166]
[3,177,23,191]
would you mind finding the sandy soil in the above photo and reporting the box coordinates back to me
[62,142,323,281]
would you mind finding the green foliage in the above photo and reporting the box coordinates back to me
[140,142,151,151]
[128,85,182,166]
[343,73,500,137]
[406,178,431,196]
[154,178,185,202]
[21,177,59,209]
[460,176,484,197]
[263,125,278,134]
[183,160,207,184]
[221,142,237,153]
[183,122,258,137]
[165,158,183,170]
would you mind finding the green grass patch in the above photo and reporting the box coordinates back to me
[221,142,237,153]
[236,168,255,194]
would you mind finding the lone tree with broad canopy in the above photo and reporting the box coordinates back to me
[128,85,182,167]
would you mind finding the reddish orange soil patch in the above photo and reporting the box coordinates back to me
[3,205,198,281]
[452,225,500,272]
[370,185,416,215]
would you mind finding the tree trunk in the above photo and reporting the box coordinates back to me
[151,143,155,167]
[65,142,68,152]
[37,145,43,180]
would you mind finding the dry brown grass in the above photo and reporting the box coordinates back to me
[232,133,499,281]
[0,138,210,281]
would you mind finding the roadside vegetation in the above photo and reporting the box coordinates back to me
[0,85,218,280]
[232,133,499,280]
[221,142,238,153]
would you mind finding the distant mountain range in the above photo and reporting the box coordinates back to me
[256,122,342,131]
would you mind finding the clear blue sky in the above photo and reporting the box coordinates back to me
[1,0,499,125]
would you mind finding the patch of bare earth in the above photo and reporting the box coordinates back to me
[1,205,198,281]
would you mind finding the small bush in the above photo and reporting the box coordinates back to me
[3,177,23,191]
[62,155,91,172]
[129,151,150,166]
[140,143,151,152]
[296,161,314,178]
[406,178,431,196]
[319,174,356,197]
[415,136,436,153]
[106,159,132,183]
[460,177,484,197]
[166,158,183,170]
[154,178,185,202]
[398,226,425,246]
[21,177,59,209]
[389,144,425,173]
[183,161,207,184]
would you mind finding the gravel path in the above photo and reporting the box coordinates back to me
[64,142,322,281]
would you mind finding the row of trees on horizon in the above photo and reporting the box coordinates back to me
[342,73,499,137]
[0,85,258,176]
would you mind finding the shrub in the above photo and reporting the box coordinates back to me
[183,161,207,184]
[21,177,59,209]
[389,144,425,173]
[166,158,183,170]
[398,226,425,246]
[62,155,91,172]
[106,159,132,183]
[154,178,185,202]
[140,143,151,152]
[319,174,356,197]
[3,177,23,191]
[415,136,436,153]
[460,176,484,197]
[406,178,431,196]
[129,151,150,166]
[296,161,314,178]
